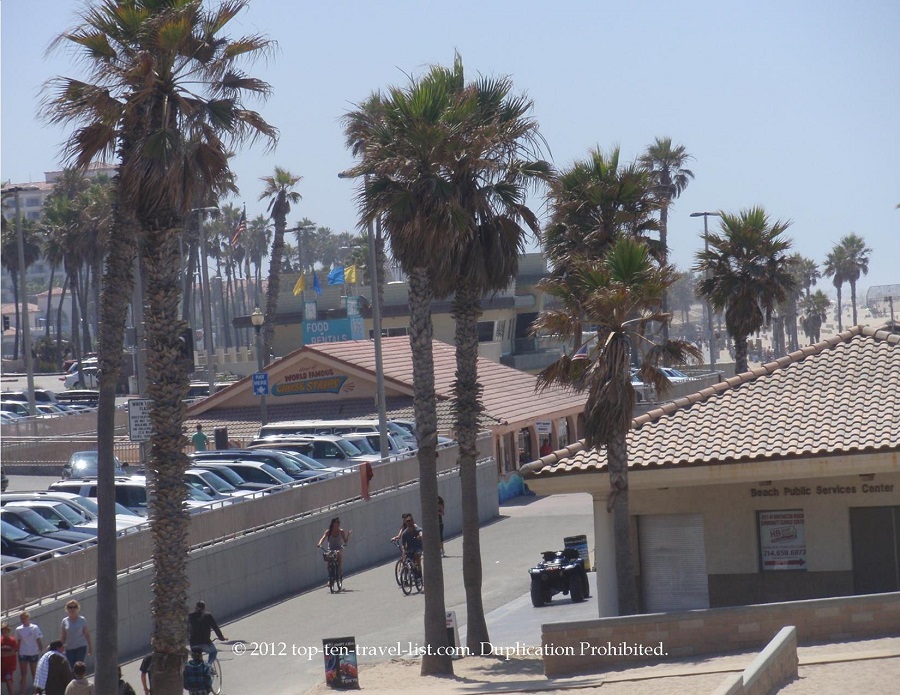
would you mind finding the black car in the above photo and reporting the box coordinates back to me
[62,451,128,480]
[191,449,327,481]
[0,519,75,561]
[528,548,591,607]
[0,507,97,547]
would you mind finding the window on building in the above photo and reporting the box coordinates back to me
[477,321,495,343]
[25,197,41,207]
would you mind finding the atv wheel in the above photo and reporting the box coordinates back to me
[569,574,585,603]
[582,572,591,599]
[530,581,546,607]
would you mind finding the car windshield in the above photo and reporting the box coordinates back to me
[250,452,304,474]
[46,503,88,525]
[4,508,58,534]
[196,471,236,493]
[0,519,32,540]
[345,436,376,454]
[201,465,245,486]
[281,451,328,470]
[259,463,293,484]
[186,485,215,502]
[335,439,364,456]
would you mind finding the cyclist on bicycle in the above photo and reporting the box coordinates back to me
[391,513,423,577]
[187,601,227,669]
[317,517,351,580]
[183,646,212,695]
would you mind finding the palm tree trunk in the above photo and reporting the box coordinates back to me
[734,332,750,374]
[607,429,638,614]
[55,279,68,370]
[44,267,56,338]
[182,236,199,323]
[77,271,93,353]
[262,214,286,363]
[451,284,490,653]
[835,286,843,331]
[659,201,670,340]
[407,267,453,676]
[144,223,192,695]
[12,270,20,361]
[849,280,858,325]
[94,205,138,695]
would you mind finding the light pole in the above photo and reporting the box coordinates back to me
[288,223,317,305]
[2,186,39,416]
[338,169,388,459]
[690,211,721,369]
[192,206,219,396]
[250,307,267,425]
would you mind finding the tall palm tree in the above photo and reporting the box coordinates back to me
[44,3,276,692]
[638,137,694,338]
[796,256,820,297]
[0,214,41,360]
[534,236,701,614]
[258,167,301,362]
[823,246,849,331]
[835,233,871,325]
[245,213,272,306]
[695,207,796,373]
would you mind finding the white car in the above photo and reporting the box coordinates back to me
[1,491,145,532]
[64,366,99,390]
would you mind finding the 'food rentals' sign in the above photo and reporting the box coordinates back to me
[271,367,354,397]
[758,509,806,571]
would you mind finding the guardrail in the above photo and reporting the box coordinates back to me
[0,437,490,613]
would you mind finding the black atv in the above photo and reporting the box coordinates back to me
[528,548,590,607]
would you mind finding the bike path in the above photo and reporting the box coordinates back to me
[119,493,596,694]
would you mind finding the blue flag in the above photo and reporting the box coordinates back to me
[313,273,322,296]
[327,266,345,285]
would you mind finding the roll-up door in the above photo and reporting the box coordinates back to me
[639,513,710,612]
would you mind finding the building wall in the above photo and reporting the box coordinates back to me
[630,473,900,607]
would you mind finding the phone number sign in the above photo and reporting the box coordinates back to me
[758,509,806,571]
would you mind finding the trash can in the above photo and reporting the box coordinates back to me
[214,426,229,450]
[564,535,591,571]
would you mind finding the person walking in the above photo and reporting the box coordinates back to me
[15,612,42,695]
[1,623,17,695]
[192,424,209,452]
[63,662,92,695]
[33,641,71,695]
[187,602,226,669]
[60,601,92,670]
[182,648,212,695]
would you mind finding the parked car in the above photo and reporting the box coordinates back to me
[64,366,99,390]
[0,520,75,561]
[0,401,33,417]
[249,434,379,468]
[5,499,100,536]
[190,460,294,489]
[0,507,97,546]
[183,464,272,494]
[185,468,256,500]
[1,554,38,572]
[192,449,341,481]
[54,390,100,408]
[339,432,413,460]
[49,476,214,516]
[0,388,59,404]
[660,367,691,383]
[1,470,7,492]
[0,411,24,425]
[1,491,145,532]
[62,451,128,480]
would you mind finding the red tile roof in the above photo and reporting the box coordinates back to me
[527,326,900,477]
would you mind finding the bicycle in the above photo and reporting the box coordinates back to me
[188,639,223,695]
[322,545,345,593]
[392,539,423,594]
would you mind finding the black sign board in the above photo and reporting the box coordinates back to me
[322,636,359,690]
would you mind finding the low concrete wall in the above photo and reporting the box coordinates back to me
[2,459,499,666]
[711,626,798,695]
[541,592,899,676]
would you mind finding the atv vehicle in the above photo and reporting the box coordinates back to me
[528,548,590,607]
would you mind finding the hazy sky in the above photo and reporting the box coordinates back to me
[2,0,898,296]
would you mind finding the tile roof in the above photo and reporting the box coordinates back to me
[305,336,585,427]
[526,326,900,478]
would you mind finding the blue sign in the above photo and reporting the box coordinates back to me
[252,372,269,396]
[303,318,366,345]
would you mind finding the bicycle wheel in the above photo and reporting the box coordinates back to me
[210,658,223,695]
[394,558,403,586]
[414,565,424,593]
[400,565,413,595]
[335,570,343,592]
[328,560,337,593]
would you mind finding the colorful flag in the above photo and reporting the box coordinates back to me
[327,266,345,285]
[230,206,247,247]
[571,344,589,360]
[344,264,357,284]
[292,274,304,297]
[312,273,322,296]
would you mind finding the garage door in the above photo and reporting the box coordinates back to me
[639,513,710,612]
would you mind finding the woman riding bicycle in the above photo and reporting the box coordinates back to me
[391,513,423,577]
[317,517,351,581]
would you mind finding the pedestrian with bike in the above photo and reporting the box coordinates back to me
[187,602,226,671]
[182,648,212,695]
[317,517,351,591]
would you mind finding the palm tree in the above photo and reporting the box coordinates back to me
[835,233,872,325]
[0,214,41,360]
[343,60,470,676]
[44,2,276,692]
[823,246,849,331]
[534,236,701,614]
[246,213,272,306]
[695,207,796,374]
[800,290,831,343]
[258,167,301,361]
[639,137,694,338]
[796,256,820,297]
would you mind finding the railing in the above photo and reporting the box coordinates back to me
[0,437,491,613]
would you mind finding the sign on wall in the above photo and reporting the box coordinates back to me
[303,318,366,345]
[758,509,807,571]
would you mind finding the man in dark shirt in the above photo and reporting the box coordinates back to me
[187,602,226,669]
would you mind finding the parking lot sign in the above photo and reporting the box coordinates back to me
[252,372,269,396]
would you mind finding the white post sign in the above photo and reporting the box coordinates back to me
[127,398,153,442]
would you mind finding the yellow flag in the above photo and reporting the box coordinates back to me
[345,264,357,284]
[292,274,304,296]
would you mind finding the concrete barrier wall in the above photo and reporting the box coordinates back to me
[742,626,798,695]
[542,591,900,676]
[2,459,499,665]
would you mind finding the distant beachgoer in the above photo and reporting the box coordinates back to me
[192,424,209,452]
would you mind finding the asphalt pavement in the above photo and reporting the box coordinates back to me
[113,492,596,694]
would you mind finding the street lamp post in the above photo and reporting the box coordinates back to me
[338,170,388,459]
[3,186,39,416]
[250,307,267,425]
[690,211,722,369]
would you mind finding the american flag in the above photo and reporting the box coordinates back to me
[230,206,247,247]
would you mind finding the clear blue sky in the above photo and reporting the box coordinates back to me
[3,0,898,295]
